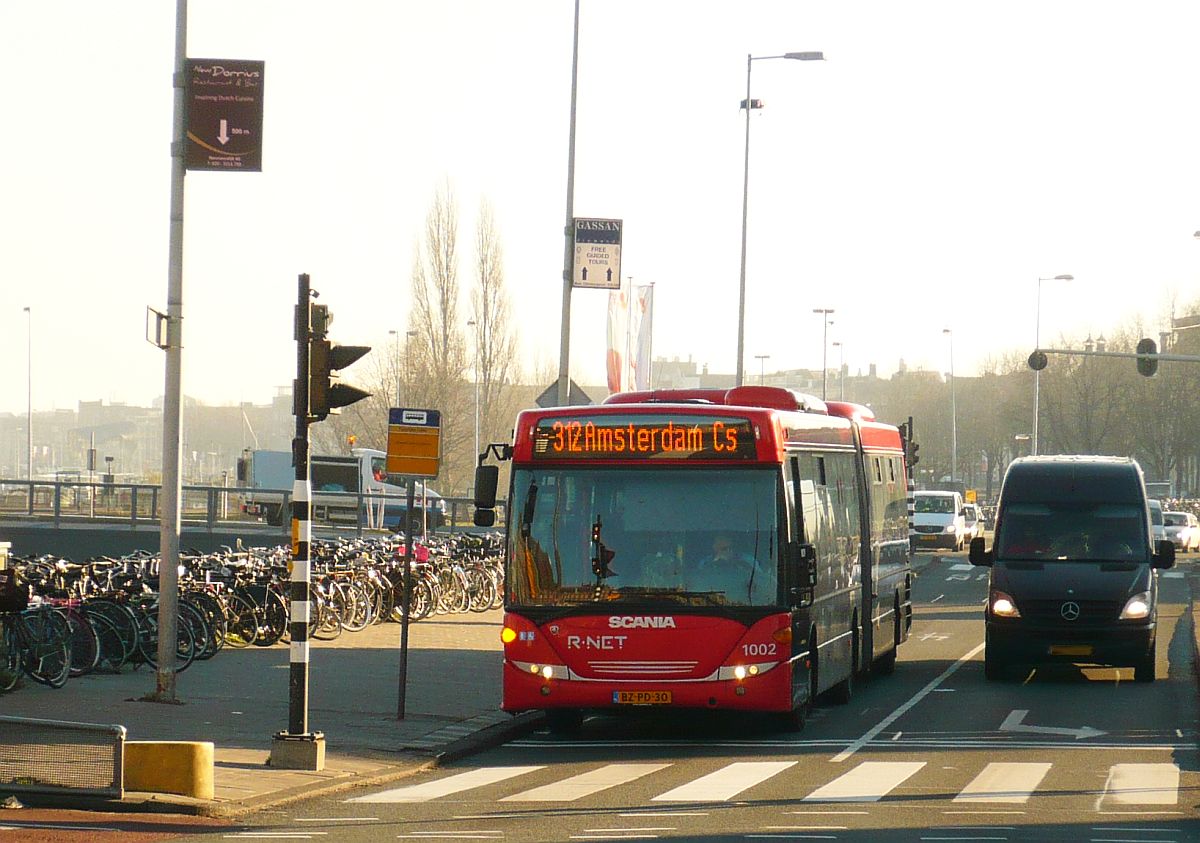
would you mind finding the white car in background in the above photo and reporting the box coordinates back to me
[961,503,985,542]
[1148,499,1165,545]
[1162,510,1200,552]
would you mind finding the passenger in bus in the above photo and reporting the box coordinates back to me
[690,534,773,603]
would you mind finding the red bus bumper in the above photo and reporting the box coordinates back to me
[501,658,795,714]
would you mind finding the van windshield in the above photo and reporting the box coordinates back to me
[994,502,1149,562]
[915,496,956,514]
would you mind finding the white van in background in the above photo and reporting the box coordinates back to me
[910,490,967,551]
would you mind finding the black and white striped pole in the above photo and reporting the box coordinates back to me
[270,273,325,771]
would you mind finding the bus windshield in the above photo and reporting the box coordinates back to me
[507,466,780,608]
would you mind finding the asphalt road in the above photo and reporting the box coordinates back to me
[173,551,1200,843]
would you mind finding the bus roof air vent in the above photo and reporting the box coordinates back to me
[723,386,828,414]
[603,389,725,405]
[824,401,876,422]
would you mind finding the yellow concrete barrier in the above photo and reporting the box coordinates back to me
[124,741,214,799]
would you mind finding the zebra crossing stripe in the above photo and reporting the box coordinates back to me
[804,761,926,802]
[652,762,796,802]
[953,762,1052,803]
[502,763,671,802]
[346,766,544,803]
[1099,763,1179,806]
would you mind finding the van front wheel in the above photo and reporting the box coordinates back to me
[984,643,1008,680]
[1134,642,1156,683]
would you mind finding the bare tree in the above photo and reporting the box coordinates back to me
[470,199,521,459]
[393,183,472,494]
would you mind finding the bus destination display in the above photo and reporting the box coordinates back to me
[532,416,757,460]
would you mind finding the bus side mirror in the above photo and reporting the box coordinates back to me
[1153,539,1176,570]
[785,542,818,604]
[968,537,992,566]
[473,464,499,527]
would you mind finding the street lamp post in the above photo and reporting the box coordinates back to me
[23,306,31,480]
[832,341,844,400]
[812,308,834,400]
[754,354,770,385]
[736,49,824,386]
[943,328,956,484]
[1033,273,1073,455]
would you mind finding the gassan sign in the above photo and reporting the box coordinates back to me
[185,59,265,171]
[572,218,622,289]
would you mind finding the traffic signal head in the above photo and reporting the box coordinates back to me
[1027,350,1048,371]
[909,442,920,466]
[309,337,371,421]
[1136,337,1158,377]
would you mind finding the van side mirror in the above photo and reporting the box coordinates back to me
[472,464,499,527]
[1153,539,1176,570]
[968,536,992,566]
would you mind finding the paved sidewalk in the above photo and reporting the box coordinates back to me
[0,607,542,817]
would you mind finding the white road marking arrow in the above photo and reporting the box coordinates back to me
[1000,709,1106,740]
[218,119,230,145]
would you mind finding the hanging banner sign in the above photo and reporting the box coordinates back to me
[572,217,622,289]
[185,58,265,171]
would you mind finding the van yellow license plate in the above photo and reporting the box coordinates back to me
[613,690,671,705]
[1048,644,1093,656]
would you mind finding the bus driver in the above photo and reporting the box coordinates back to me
[690,534,773,603]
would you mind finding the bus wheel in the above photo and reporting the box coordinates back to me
[873,597,901,676]
[774,704,806,733]
[545,708,584,735]
[828,625,858,705]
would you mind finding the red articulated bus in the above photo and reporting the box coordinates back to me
[478,385,912,732]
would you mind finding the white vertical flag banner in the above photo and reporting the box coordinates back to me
[606,285,628,393]
[631,284,654,390]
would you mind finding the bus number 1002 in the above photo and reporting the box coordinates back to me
[742,643,777,657]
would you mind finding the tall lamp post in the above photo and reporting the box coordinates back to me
[812,308,834,400]
[754,354,770,385]
[831,341,844,400]
[23,306,31,480]
[943,328,956,484]
[736,49,824,386]
[1033,273,1073,455]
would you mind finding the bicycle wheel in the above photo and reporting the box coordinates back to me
[139,613,196,672]
[20,609,71,689]
[62,609,101,677]
[0,618,23,692]
[83,599,139,665]
[222,593,259,648]
[86,610,128,673]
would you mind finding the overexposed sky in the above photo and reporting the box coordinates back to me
[3,1,1200,416]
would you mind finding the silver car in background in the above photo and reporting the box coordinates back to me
[1162,510,1200,552]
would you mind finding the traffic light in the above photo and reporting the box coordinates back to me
[1027,350,1048,371]
[909,442,920,466]
[309,338,371,421]
[1136,338,1158,377]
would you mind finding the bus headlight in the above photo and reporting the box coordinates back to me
[1119,591,1152,620]
[512,660,567,679]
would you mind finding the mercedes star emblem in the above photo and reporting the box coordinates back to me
[1060,601,1081,621]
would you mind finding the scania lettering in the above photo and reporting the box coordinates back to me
[489,386,913,732]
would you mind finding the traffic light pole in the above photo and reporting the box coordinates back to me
[1030,346,1200,369]
[270,273,325,771]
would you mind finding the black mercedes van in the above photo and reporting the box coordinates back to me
[969,456,1175,682]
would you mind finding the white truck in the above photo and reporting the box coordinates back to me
[238,447,446,531]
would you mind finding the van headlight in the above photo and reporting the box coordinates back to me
[1119,591,1152,620]
[944,525,957,533]
[989,589,1020,618]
